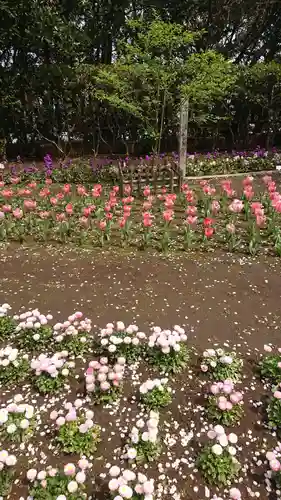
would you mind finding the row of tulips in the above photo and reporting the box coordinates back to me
[1,175,281,253]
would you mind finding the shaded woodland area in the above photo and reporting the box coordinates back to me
[1,0,281,158]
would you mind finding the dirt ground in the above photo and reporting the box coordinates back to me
[0,245,281,499]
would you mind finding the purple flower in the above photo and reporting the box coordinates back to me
[44,154,53,172]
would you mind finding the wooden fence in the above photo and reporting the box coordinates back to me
[117,162,183,197]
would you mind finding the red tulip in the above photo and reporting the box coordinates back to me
[204,227,214,238]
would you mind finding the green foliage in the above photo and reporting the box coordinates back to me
[182,52,237,103]
[0,412,36,443]
[203,352,243,382]
[260,355,281,384]
[197,446,240,486]
[90,384,122,405]
[206,396,244,426]
[59,333,90,357]
[140,386,172,411]
[1,1,281,154]
[267,397,281,431]
[16,326,53,351]
[55,420,100,457]
[181,51,238,125]
[148,344,189,373]
[30,474,86,500]
[0,468,14,497]
[274,470,281,489]
[0,317,16,340]
[83,18,201,152]
[0,358,29,385]
[32,373,65,394]
[135,440,162,464]
[99,330,144,363]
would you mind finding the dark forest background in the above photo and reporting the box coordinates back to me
[1,0,281,159]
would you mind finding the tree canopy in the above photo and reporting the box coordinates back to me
[1,0,281,157]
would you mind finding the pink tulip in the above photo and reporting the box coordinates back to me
[243,187,254,200]
[50,197,57,206]
[124,184,131,195]
[119,217,126,228]
[2,189,13,198]
[242,175,254,186]
[13,208,23,219]
[186,215,198,225]
[56,213,66,222]
[77,185,87,196]
[186,205,197,216]
[24,199,37,211]
[256,214,266,227]
[203,184,216,196]
[229,199,244,213]
[2,205,12,213]
[211,200,220,214]
[65,203,73,215]
[163,210,173,222]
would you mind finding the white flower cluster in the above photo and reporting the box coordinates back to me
[0,400,34,434]
[14,309,53,340]
[0,303,11,318]
[148,325,187,354]
[53,311,91,343]
[85,357,125,393]
[128,411,160,452]
[100,322,146,354]
[203,348,234,367]
[27,460,90,493]
[108,466,155,500]
[139,377,170,395]
[0,346,27,368]
[0,450,17,469]
[207,425,238,458]
[30,352,72,378]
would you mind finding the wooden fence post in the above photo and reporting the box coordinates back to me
[129,166,134,194]
[179,98,189,178]
[137,169,142,197]
[153,166,158,195]
[169,166,174,193]
[118,162,124,198]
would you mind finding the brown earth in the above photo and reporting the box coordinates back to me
[0,245,281,499]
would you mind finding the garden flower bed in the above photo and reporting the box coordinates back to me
[1,172,281,256]
[3,149,281,184]
[0,299,280,499]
